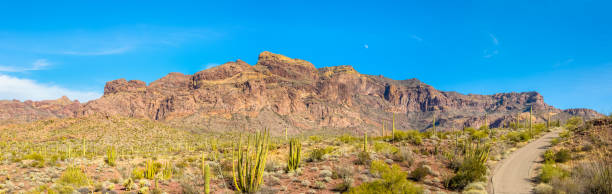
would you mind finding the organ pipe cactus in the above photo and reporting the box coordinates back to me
[106,146,117,166]
[232,129,270,193]
[287,138,301,172]
[392,113,396,141]
[464,137,491,165]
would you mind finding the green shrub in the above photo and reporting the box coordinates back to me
[560,130,571,138]
[337,134,356,143]
[565,116,583,131]
[369,160,388,178]
[355,151,372,165]
[23,152,44,162]
[534,123,546,133]
[574,160,612,194]
[123,178,136,191]
[333,177,354,192]
[519,131,531,141]
[550,138,560,146]
[373,142,398,156]
[59,166,90,186]
[538,163,568,183]
[554,149,571,163]
[463,182,486,192]
[463,127,476,134]
[392,147,414,164]
[409,164,430,182]
[504,131,522,143]
[309,135,322,143]
[332,166,353,179]
[23,152,45,168]
[470,130,488,140]
[446,142,490,190]
[543,150,556,163]
[132,168,145,179]
[309,147,334,162]
[348,161,422,193]
[534,183,553,194]
[393,130,422,145]
[51,184,75,194]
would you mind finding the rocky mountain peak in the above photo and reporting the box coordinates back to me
[256,51,318,81]
[103,78,146,95]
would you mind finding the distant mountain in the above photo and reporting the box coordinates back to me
[0,51,604,133]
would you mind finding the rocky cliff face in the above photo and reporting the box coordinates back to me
[0,96,81,124]
[0,52,604,133]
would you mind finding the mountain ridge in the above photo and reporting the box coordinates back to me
[0,51,604,133]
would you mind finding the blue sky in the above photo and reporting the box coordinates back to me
[0,0,610,114]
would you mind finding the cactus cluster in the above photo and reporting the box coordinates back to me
[232,130,270,193]
[464,140,490,165]
[287,138,301,172]
[105,146,117,166]
[144,160,157,179]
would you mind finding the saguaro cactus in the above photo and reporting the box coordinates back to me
[381,122,385,137]
[432,114,436,136]
[287,138,301,172]
[203,162,210,194]
[363,132,368,152]
[516,112,520,129]
[232,129,270,193]
[484,113,488,129]
[392,113,396,141]
[547,109,551,128]
[529,106,533,137]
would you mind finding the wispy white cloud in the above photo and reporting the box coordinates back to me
[363,44,369,49]
[0,59,51,72]
[489,33,499,45]
[60,47,131,56]
[0,74,101,102]
[483,33,500,58]
[483,49,499,58]
[204,63,220,69]
[411,35,423,42]
[0,26,223,57]
[554,58,574,67]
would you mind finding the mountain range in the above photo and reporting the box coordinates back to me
[0,51,603,134]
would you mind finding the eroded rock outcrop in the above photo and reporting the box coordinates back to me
[0,51,604,133]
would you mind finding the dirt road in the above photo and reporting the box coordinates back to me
[490,130,560,194]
